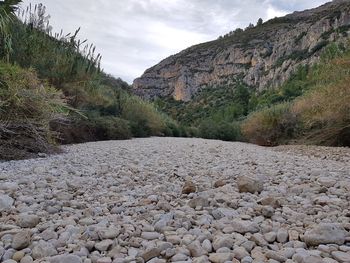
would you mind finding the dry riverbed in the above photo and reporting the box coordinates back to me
[0,138,349,263]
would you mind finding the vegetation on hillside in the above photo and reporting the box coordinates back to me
[157,42,350,146]
[0,1,180,160]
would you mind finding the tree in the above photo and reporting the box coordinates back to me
[246,23,254,30]
[257,18,263,26]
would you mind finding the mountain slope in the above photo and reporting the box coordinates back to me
[133,0,350,101]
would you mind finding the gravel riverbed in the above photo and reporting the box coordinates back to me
[0,137,349,263]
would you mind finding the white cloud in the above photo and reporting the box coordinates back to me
[267,6,288,20]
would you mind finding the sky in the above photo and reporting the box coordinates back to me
[20,0,330,83]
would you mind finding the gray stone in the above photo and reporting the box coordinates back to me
[237,176,264,194]
[0,194,14,212]
[304,224,347,246]
[49,254,82,263]
[32,240,58,259]
[12,230,31,250]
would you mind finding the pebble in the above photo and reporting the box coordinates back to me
[0,138,348,263]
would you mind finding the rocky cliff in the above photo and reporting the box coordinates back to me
[133,0,350,101]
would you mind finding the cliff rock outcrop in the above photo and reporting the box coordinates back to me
[133,1,350,101]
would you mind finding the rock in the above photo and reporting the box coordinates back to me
[265,250,287,262]
[304,224,347,246]
[331,251,350,262]
[141,232,161,240]
[95,239,114,251]
[19,255,33,263]
[188,197,209,208]
[212,235,234,251]
[258,196,281,208]
[141,248,161,261]
[32,240,58,259]
[49,254,82,263]
[277,229,289,243]
[188,240,207,257]
[233,247,249,260]
[182,181,196,194]
[318,177,336,187]
[12,230,31,250]
[231,220,260,234]
[261,206,275,218]
[12,251,25,262]
[0,194,14,212]
[202,239,212,253]
[237,176,264,193]
[264,231,277,243]
[193,256,210,263]
[214,180,226,188]
[208,253,233,263]
[97,228,119,240]
[17,214,40,228]
[96,258,112,263]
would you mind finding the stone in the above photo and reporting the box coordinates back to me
[188,240,207,257]
[233,247,249,260]
[214,180,226,188]
[95,239,114,251]
[182,181,196,194]
[277,229,289,243]
[12,230,31,250]
[208,253,233,263]
[264,232,277,243]
[141,248,161,261]
[331,251,350,262]
[20,256,33,263]
[32,240,58,259]
[188,197,209,208]
[202,239,212,253]
[0,194,14,212]
[237,176,264,194]
[17,214,40,228]
[212,235,234,250]
[265,250,287,262]
[231,220,260,234]
[49,255,82,263]
[141,232,161,240]
[12,251,25,262]
[304,224,347,246]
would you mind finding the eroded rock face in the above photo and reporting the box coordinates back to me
[133,1,350,101]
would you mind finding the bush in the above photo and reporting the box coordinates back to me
[198,119,241,141]
[292,77,350,146]
[0,62,65,160]
[121,95,166,137]
[241,103,297,146]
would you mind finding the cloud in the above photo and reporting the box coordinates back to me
[20,0,330,83]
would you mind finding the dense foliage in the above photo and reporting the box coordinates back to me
[0,1,179,159]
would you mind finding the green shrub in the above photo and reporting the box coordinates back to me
[0,62,65,159]
[198,119,241,141]
[242,103,297,146]
[121,95,166,137]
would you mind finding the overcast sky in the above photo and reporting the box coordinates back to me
[20,0,330,83]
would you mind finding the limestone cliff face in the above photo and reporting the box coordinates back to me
[133,0,350,101]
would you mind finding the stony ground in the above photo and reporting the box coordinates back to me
[0,138,349,263]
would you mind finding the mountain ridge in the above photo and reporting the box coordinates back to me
[133,0,350,101]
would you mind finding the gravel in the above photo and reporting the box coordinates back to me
[0,137,349,262]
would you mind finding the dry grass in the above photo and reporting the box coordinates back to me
[292,78,350,146]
